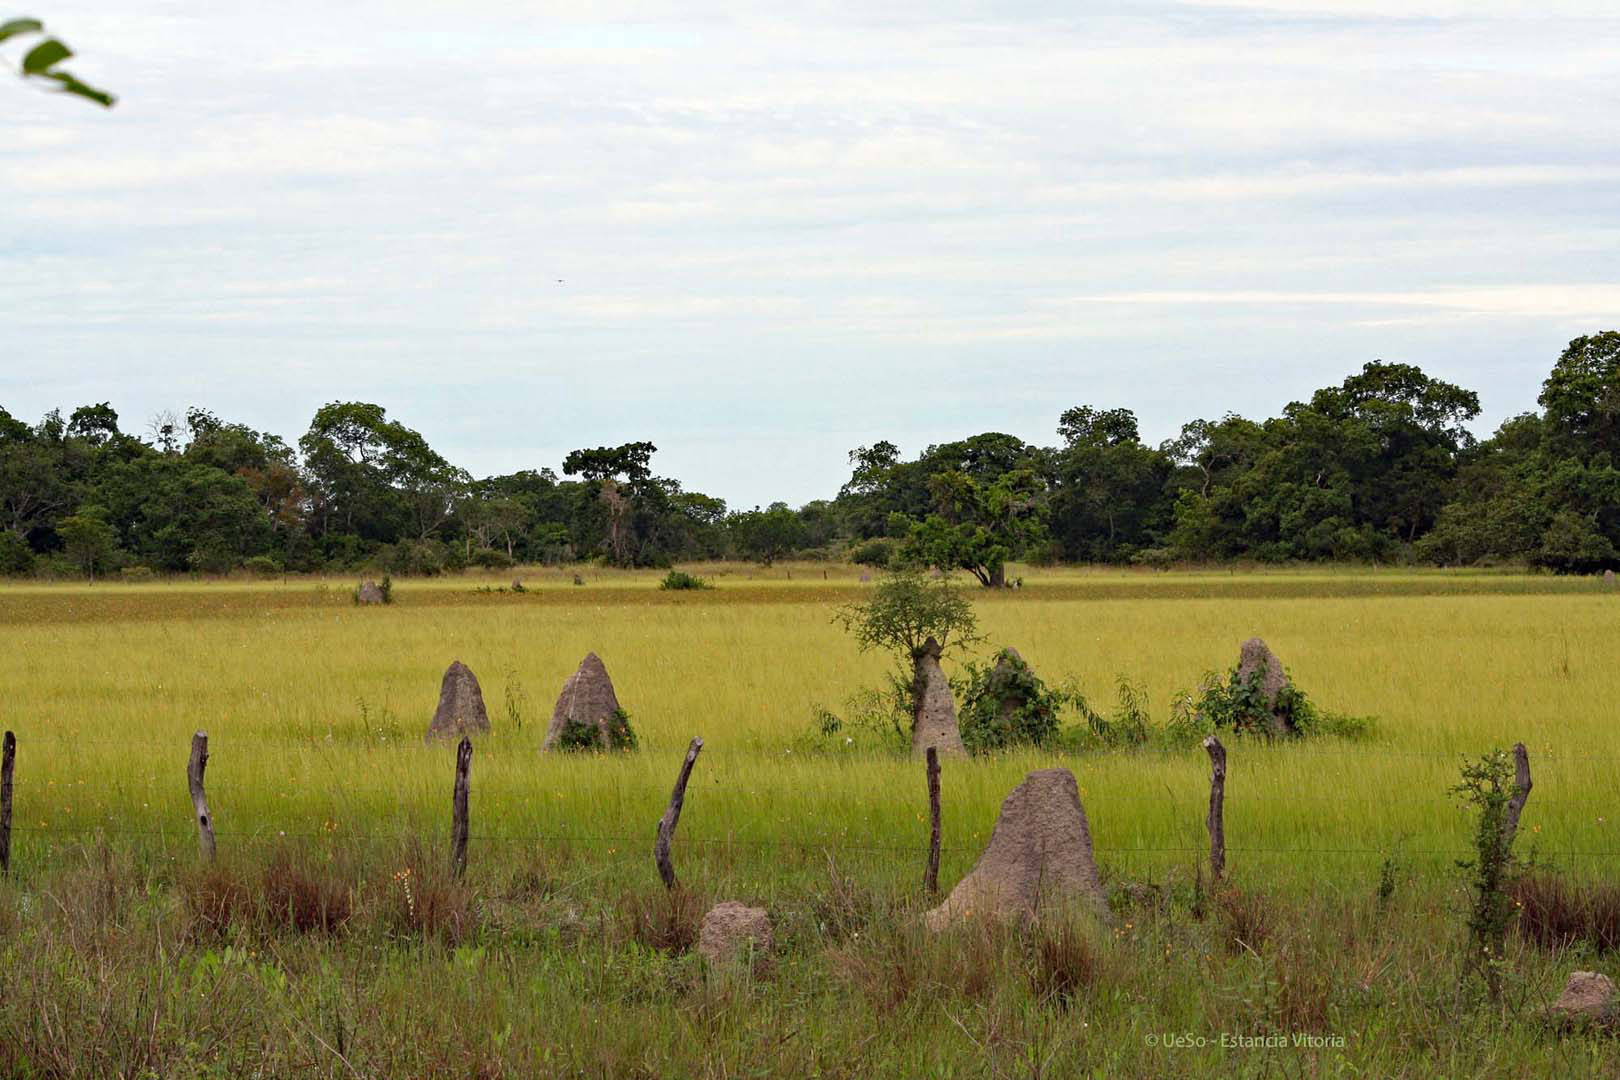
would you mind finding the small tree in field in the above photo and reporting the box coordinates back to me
[834,569,979,663]
[832,569,980,738]
[1452,746,1532,1001]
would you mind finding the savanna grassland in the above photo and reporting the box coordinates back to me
[0,565,1617,1078]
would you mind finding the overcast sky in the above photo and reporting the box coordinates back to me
[4,2,1618,507]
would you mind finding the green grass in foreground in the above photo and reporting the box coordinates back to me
[0,565,1615,1076]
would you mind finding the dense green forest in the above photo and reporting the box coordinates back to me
[6,333,1620,580]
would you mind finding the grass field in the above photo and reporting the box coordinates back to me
[1,565,1616,1077]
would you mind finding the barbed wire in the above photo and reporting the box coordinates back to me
[6,823,1620,860]
[0,732,1606,763]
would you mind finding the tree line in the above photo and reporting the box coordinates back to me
[5,333,1620,580]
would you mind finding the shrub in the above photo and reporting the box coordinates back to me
[848,538,895,568]
[659,569,712,591]
[605,707,636,749]
[188,546,237,575]
[556,707,637,751]
[1130,546,1174,570]
[1187,664,1318,738]
[469,547,514,569]
[1452,747,1530,999]
[242,555,281,577]
[955,649,1067,753]
[382,540,446,576]
[118,564,156,582]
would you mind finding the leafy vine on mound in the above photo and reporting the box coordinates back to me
[953,649,1067,753]
[556,707,637,751]
[1187,664,1372,741]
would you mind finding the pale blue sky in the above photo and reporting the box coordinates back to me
[4,1,1618,506]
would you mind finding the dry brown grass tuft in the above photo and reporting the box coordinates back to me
[1512,872,1620,955]
[832,914,1007,1015]
[182,860,255,937]
[1027,917,1100,1009]
[1217,884,1273,955]
[622,885,706,955]
[1272,944,1334,1031]
[261,851,352,934]
[811,853,879,943]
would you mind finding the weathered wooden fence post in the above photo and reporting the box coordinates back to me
[451,736,472,880]
[1503,742,1532,845]
[0,731,14,876]
[1203,735,1226,881]
[654,736,703,890]
[188,731,216,861]
[924,746,941,897]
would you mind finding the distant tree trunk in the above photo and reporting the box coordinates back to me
[988,563,1006,588]
[600,480,632,565]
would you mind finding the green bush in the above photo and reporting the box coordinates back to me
[1130,547,1174,570]
[1184,663,1372,740]
[955,649,1067,753]
[188,546,238,575]
[1189,665,1313,736]
[382,540,446,577]
[469,548,514,570]
[659,569,711,590]
[555,707,637,752]
[848,538,895,568]
[242,555,281,577]
[118,564,156,582]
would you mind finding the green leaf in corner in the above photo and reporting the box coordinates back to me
[0,17,44,43]
[21,36,71,75]
[44,70,114,107]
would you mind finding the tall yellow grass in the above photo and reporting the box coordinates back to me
[2,565,1613,890]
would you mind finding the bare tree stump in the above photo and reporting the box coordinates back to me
[0,731,13,876]
[654,737,703,890]
[1503,742,1532,845]
[188,732,215,861]
[451,736,472,880]
[924,747,941,897]
[1203,735,1226,881]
